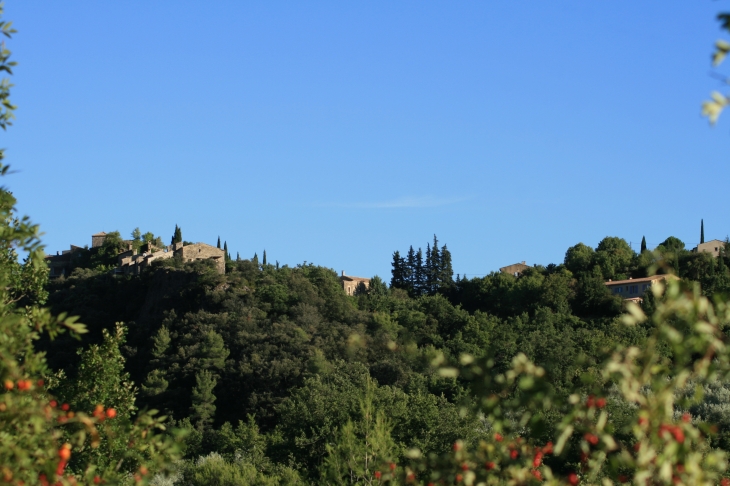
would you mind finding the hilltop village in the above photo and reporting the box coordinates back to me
[45,229,372,295]
[45,231,226,277]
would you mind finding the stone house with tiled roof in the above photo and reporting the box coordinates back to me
[340,271,370,295]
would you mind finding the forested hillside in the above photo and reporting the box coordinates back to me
[36,229,730,483]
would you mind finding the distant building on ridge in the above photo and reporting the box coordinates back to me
[605,274,679,303]
[499,261,529,277]
[340,271,370,295]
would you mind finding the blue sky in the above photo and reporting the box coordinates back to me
[3,1,729,280]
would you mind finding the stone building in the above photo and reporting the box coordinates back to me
[340,271,370,295]
[693,239,725,258]
[118,241,225,275]
[499,261,529,277]
[91,232,108,248]
[47,232,226,278]
[176,242,226,274]
[45,245,84,278]
[605,274,679,303]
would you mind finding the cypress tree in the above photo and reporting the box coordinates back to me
[252,252,259,266]
[263,250,267,266]
[236,252,240,261]
[276,260,280,270]
[223,241,229,262]
[701,219,705,244]
[171,225,182,246]
[217,236,221,249]
[640,236,647,253]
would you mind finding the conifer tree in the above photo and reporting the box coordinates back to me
[223,241,229,261]
[253,252,259,266]
[276,260,280,269]
[390,250,406,289]
[414,248,425,296]
[701,219,705,244]
[429,235,441,294]
[406,246,416,293]
[438,244,454,290]
[641,236,647,253]
[217,236,221,249]
[263,250,267,266]
[171,224,182,245]
[236,252,240,261]
[190,370,217,430]
[425,242,432,293]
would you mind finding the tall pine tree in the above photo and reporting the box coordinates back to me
[263,250,267,266]
[414,248,425,296]
[438,244,454,290]
[216,236,221,249]
[405,246,416,293]
[190,370,217,430]
[223,241,229,262]
[425,242,432,293]
[429,235,441,294]
[641,236,647,253]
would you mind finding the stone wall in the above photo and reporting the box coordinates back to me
[340,271,370,295]
[177,243,225,274]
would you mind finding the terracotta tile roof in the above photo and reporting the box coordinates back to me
[605,275,678,286]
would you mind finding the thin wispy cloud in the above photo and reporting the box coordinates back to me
[316,196,469,209]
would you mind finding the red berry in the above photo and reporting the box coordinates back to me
[618,475,628,483]
[671,427,685,443]
[4,379,13,390]
[453,441,462,451]
[682,413,691,423]
[531,470,542,481]
[49,400,57,408]
[721,479,730,486]
[584,433,599,446]
[568,472,579,485]
[374,471,381,479]
[533,451,543,468]
[389,463,396,471]
[485,462,495,470]
[596,398,606,408]
[510,449,518,460]
[455,474,463,483]
[586,396,595,408]
[58,444,71,460]
[494,433,503,442]
[93,477,101,485]
[106,408,117,418]
[61,403,70,411]
[460,463,469,471]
